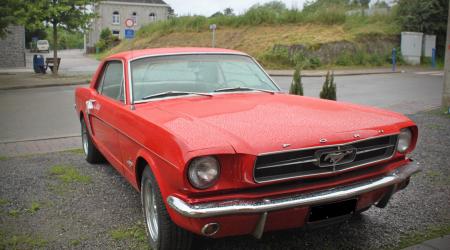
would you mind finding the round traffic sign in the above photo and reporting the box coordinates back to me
[125,18,134,27]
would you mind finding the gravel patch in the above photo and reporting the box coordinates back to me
[0,111,449,249]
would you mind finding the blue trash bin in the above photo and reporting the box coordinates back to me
[33,55,46,74]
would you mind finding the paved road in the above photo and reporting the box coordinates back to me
[0,85,84,142]
[272,72,443,114]
[0,72,443,143]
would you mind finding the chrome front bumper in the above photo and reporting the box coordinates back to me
[167,161,420,219]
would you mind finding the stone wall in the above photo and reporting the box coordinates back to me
[272,34,399,64]
[0,25,26,68]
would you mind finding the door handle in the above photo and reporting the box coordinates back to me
[86,99,96,113]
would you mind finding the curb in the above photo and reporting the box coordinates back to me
[0,134,81,144]
[0,81,89,91]
[268,71,402,77]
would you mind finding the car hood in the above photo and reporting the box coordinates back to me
[136,93,412,155]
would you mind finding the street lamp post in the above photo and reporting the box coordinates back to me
[209,24,217,48]
[442,6,450,112]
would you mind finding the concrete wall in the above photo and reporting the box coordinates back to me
[88,1,169,48]
[0,25,26,68]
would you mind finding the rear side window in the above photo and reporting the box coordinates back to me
[97,61,124,102]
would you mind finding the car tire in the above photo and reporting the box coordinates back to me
[141,167,192,250]
[80,117,104,163]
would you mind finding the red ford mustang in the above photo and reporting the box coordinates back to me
[75,47,420,250]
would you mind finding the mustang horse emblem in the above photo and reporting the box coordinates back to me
[324,151,353,165]
[322,150,355,171]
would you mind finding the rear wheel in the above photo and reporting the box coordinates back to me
[80,117,103,163]
[141,167,192,250]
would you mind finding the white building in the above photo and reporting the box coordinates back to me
[87,0,171,51]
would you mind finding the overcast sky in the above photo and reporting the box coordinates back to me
[163,0,310,16]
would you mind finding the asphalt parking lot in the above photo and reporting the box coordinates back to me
[0,110,449,249]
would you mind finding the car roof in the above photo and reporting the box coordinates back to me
[106,47,248,61]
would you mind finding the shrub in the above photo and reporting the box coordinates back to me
[96,28,116,52]
[289,67,304,95]
[320,71,337,100]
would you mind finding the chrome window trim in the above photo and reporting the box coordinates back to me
[97,59,127,104]
[253,133,399,183]
[132,91,283,104]
[127,52,282,104]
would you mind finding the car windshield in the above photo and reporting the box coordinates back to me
[130,54,279,101]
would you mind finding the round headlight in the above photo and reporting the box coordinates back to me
[188,156,220,189]
[397,128,412,153]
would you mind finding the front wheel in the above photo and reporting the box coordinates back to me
[80,117,104,163]
[141,167,192,250]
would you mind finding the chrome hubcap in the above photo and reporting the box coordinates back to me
[81,122,89,155]
[144,179,159,241]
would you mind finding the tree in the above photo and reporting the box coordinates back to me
[23,0,97,74]
[289,67,304,96]
[223,7,234,16]
[262,1,287,11]
[373,0,389,8]
[395,0,448,57]
[168,7,175,18]
[0,0,26,38]
[320,71,337,100]
[210,11,224,18]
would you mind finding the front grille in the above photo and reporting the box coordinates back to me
[254,135,398,183]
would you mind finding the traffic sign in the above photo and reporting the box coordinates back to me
[125,18,134,28]
[125,29,135,39]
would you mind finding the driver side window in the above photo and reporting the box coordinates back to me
[97,61,124,102]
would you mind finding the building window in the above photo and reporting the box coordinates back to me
[112,30,120,36]
[149,12,156,22]
[132,11,138,25]
[112,11,120,25]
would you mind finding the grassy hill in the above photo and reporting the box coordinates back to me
[106,2,401,69]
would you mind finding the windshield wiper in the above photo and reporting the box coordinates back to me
[142,91,213,100]
[214,86,276,94]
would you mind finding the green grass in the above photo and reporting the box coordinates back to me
[0,230,48,249]
[393,224,450,250]
[110,223,149,249]
[0,199,9,206]
[26,202,41,214]
[0,156,7,161]
[424,107,450,118]
[48,165,91,184]
[136,4,376,39]
[8,209,20,217]
[69,239,81,246]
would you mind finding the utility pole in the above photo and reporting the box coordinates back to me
[442,5,450,111]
